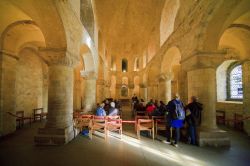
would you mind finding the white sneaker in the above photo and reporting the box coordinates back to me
[162,140,171,144]
[173,144,178,148]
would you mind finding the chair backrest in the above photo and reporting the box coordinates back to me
[138,119,153,128]
[93,116,106,123]
[106,115,120,120]
[33,108,43,114]
[16,111,24,118]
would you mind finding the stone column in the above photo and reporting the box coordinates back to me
[158,73,172,103]
[139,84,147,101]
[243,61,250,136]
[188,68,217,129]
[96,79,105,104]
[35,49,75,145]
[104,81,111,99]
[0,51,18,137]
[83,74,97,112]
[128,84,134,98]
[187,67,230,146]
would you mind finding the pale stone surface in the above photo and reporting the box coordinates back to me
[15,49,47,117]
[0,53,17,136]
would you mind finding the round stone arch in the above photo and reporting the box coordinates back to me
[0,20,46,54]
[198,0,250,52]
[159,46,182,102]
[160,0,180,46]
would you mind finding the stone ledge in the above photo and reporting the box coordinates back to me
[198,128,231,147]
[34,126,74,146]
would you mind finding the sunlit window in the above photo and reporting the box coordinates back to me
[228,65,243,100]
[122,59,128,72]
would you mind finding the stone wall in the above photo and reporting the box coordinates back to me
[216,102,243,124]
[15,49,47,117]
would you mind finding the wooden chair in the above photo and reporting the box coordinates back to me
[106,116,122,139]
[137,119,154,140]
[33,108,47,122]
[15,111,32,128]
[135,115,149,131]
[234,113,243,131]
[73,115,93,133]
[89,116,107,140]
[216,110,225,125]
[152,116,166,136]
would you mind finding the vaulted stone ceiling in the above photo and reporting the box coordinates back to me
[94,0,165,57]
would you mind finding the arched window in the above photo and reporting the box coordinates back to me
[122,58,128,72]
[227,64,243,100]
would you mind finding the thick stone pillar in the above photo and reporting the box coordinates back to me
[35,49,75,145]
[128,84,134,98]
[96,79,105,104]
[188,67,230,147]
[139,84,147,101]
[243,61,250,135]
[158,73,172,103]
[104,81,111,99]
[0,51,18,137]
[83,76,96,112]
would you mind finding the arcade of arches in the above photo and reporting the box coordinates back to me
[1,0,250,164]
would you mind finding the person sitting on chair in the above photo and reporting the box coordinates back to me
[96,103,106,116]
[109,102,119,116]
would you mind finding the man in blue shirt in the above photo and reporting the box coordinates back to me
[96,103,106,116]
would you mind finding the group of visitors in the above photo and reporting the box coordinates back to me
[132,94,203,147]
[96,98,121,117]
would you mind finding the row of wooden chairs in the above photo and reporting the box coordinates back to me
[7,108,47,129]
[73,115,122,141]
[216,110,244,131]
[73,115,166,140]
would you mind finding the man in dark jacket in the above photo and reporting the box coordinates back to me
[185,96,203,145]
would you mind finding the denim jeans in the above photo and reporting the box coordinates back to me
[166,126,180,144]
[188,125,196,145]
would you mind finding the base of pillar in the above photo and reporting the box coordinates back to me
[198,128,230,147]
[34,125,74,145]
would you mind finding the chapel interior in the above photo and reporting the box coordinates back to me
[1,0,250,166]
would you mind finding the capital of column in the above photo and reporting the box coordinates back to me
[105,80,111,87]
[38,47,79,67]
[181,50,229,71]
[80,70,97,80]
[96,79,105,85]
[139,83,147,88]
[0,49,18,60]
[158,72,173,82]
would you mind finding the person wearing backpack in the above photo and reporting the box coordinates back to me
[163,95,185,147]
[185,96,203,145]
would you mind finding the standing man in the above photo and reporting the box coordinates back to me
[185,96,203,145]
[163,94,185,147]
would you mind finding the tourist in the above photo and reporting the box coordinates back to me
[163,95,185,147]
[146,102,156,116]
[158,101,167,115]
[185,96,203,145]
[96,103,106,116]
[109,102,119,116]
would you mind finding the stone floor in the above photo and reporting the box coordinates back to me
[1,105,250,166]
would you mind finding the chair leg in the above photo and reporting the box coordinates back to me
[137,130,140,139]
[152,129,154,140]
